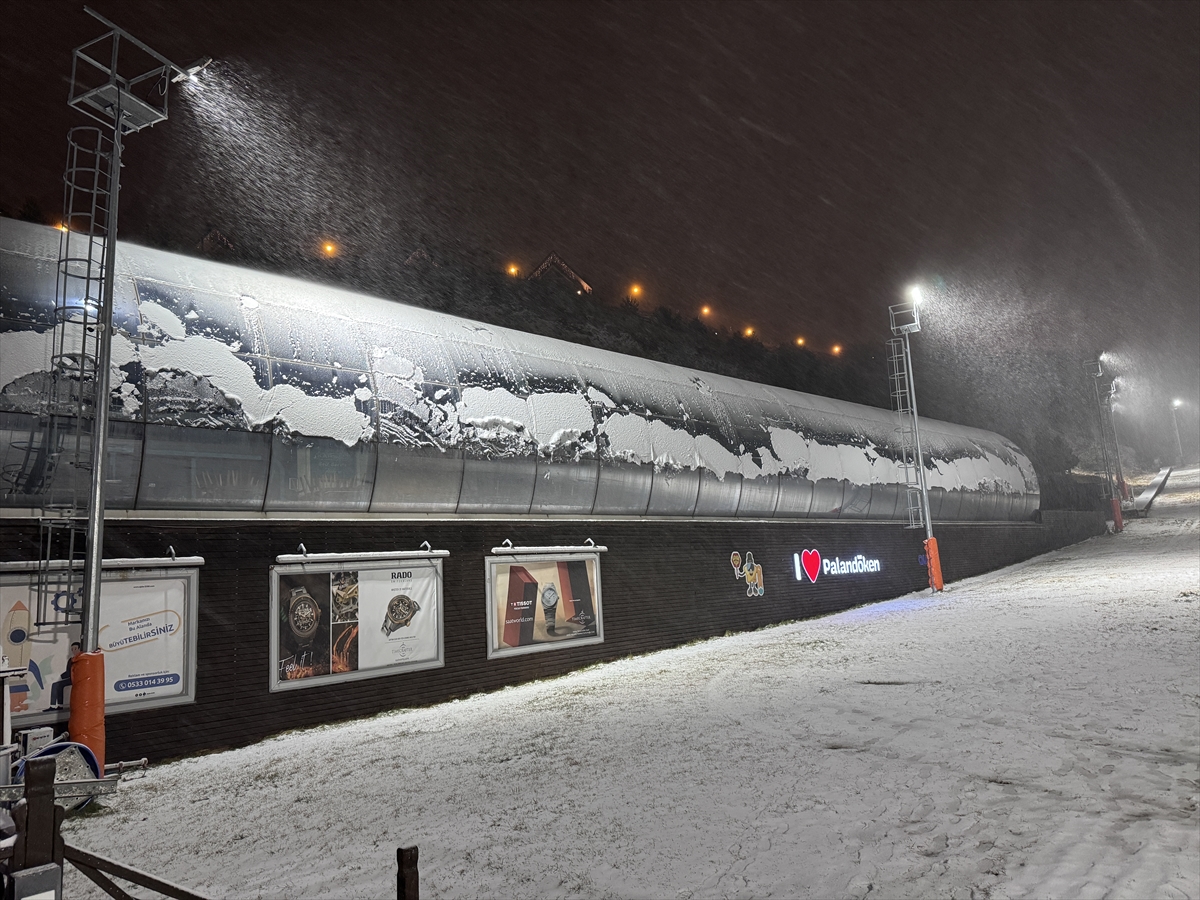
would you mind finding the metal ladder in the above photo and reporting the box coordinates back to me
[888,337,925,530]
[31,127,118,628]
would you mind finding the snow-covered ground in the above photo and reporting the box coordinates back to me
[1152,465,1200,520]
[65,514,1199,900]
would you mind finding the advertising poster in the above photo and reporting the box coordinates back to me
[270,558,443,691]
[99,573,192,706]
[486,553,603,659]
[0,568,198,723]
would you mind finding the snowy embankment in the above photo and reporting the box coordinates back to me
[65,517,1199,900]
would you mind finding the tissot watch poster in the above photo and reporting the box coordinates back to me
[486,554,603,659]
[270,559,443,691]
[0,568,198,721]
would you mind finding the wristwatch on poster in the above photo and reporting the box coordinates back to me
[381,594,419,636]
[288,585,321,649]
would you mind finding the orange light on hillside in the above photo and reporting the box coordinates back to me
[56,223,69,232]
[795,336,805,346]
[700,305,711,317]
[743,326,755,338]
[322,241,337,257]
[630,284,642,297]
[507,264,519,276]
[831,344,842,355]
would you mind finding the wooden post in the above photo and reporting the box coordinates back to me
[397,845,419,900]
[12,756,64,870]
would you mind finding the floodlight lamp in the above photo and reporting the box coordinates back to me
[905,284,923,304]
[172,57,213,83]
[1173,398,1183,408]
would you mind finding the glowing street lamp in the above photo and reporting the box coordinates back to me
[507,264,519,276]
[743,326,755,338]
[700,305,711,317]
[794,336,805,347]
[888,284,943,591]
[1171,399,1185,463]
[322,241,338,257]
[630,284,642,298]
[831,344,842,355]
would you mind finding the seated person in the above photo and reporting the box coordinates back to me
[46,641,81,711]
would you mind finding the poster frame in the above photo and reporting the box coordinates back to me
[485,549,605,660]
[268,554,446,693]
[0,563,201,723]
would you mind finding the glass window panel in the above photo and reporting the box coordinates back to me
[0,251,58,327]
[371,444,463,513]
[442,337,529,394]
[530,460,599,514]
[458,457,536,514]
[361,323,457,387]
[265,435,377,511]
[139,425,269,509]
[736,473,780,518]
[133,281,261,353]
[647,466,700,516]
[592,460,652,515]
[143,354,272,429]
[257,304,370,371]
[695,469,742,517]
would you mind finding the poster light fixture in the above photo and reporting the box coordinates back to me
[489,538,608,555]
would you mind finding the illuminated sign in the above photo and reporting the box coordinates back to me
[793,549,881,583]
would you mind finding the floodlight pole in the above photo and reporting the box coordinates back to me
[900,331,935,543]
[53,8,204,771]
[1086,361,1122,531]
[889,293,942,592]
[1171,402,1184,464]
[66,8,197,652]
[80,103,123,653]
[1105,386,1129,502]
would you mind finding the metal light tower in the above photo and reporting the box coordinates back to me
[1171,399,1185,464]
[887,285,943,592]
[1084,359,1122,531]
[1104,382,1129,501]
[59,8,208,652]
[40,6,207,768]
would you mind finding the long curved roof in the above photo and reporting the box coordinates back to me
[0,219,1038,519]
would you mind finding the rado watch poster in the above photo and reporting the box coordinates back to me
[0,567,199,723]
[270,558,444,692]
[486,553,603,659]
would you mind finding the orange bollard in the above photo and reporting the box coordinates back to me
[67,650,105,771]
[923,537,944,592]
[1110,497,1124,532]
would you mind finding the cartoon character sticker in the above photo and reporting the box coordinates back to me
[730,551,765,597]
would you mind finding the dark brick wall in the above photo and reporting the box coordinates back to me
[0,512,1105,761]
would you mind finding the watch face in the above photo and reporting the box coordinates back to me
[385,594,419,630]
[290,588,320,640]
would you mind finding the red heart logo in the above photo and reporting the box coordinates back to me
[801,549,821,583]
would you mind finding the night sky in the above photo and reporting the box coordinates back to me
[2,1,1197,459]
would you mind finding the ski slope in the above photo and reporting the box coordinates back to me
[64,514,1200,899]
